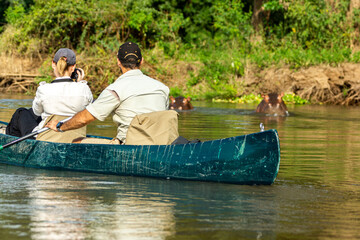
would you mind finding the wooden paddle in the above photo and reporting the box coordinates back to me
[0,117,72,150]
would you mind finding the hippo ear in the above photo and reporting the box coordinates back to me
[278,92,284,100]
[183,98,187,103]
[187,97,191,101]
[170,96,175,103]
[264,94,270,102]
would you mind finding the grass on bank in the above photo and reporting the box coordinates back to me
[163,39,360,102]
[212,93,309,105]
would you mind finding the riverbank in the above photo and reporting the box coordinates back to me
[1,55,360,106]
[2,0,360,105]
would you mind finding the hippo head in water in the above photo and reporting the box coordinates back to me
[169,96,194,110]
[256,93,289,116]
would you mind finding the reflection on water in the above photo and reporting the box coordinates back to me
[0,94,360,239]
[26,175,175,240]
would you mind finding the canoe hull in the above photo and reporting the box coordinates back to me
[0,129,280,185]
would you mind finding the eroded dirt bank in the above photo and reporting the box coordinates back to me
[0,55,40,92]
[245,63,360,105]
[1,55,360,105]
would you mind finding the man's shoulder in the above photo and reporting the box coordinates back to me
[133,71,166,86]
[111,71,162,85]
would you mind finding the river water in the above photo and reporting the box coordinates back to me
[0,94,359,240]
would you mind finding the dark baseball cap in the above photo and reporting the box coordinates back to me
[53,48,76,65]
[117,42,142,63]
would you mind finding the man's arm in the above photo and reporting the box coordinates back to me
[47,88,119,132]
[46,109,96,132]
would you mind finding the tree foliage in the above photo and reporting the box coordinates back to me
[0,0,33,31]
[2,0,356,54]
[0,0,359,99]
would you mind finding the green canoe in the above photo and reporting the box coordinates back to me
[0,125,280,185]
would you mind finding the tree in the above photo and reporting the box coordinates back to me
[251,0,266,32]
[348,0,360,50]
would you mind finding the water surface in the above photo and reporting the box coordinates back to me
[0,94,360,239]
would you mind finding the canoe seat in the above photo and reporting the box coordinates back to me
[37,115,86,143]
[125,110,179,145]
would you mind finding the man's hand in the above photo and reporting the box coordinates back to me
[45,109,96,132]
[46,120,60,132]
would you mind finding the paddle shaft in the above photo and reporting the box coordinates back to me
[0,117,72,150]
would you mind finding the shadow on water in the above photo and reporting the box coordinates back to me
[1,95,360,239]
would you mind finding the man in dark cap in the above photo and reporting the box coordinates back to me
[46,42,170,144]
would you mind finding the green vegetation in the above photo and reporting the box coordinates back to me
[282,93,309,104]
[213,93,263,104]
[213,93,309,105]
[0,0,33,32]
[0,0,359,102]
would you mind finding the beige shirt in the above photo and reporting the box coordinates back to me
[86,69,169,142]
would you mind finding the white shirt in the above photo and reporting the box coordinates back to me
[86,69,169,142]
[32,77,93,131]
